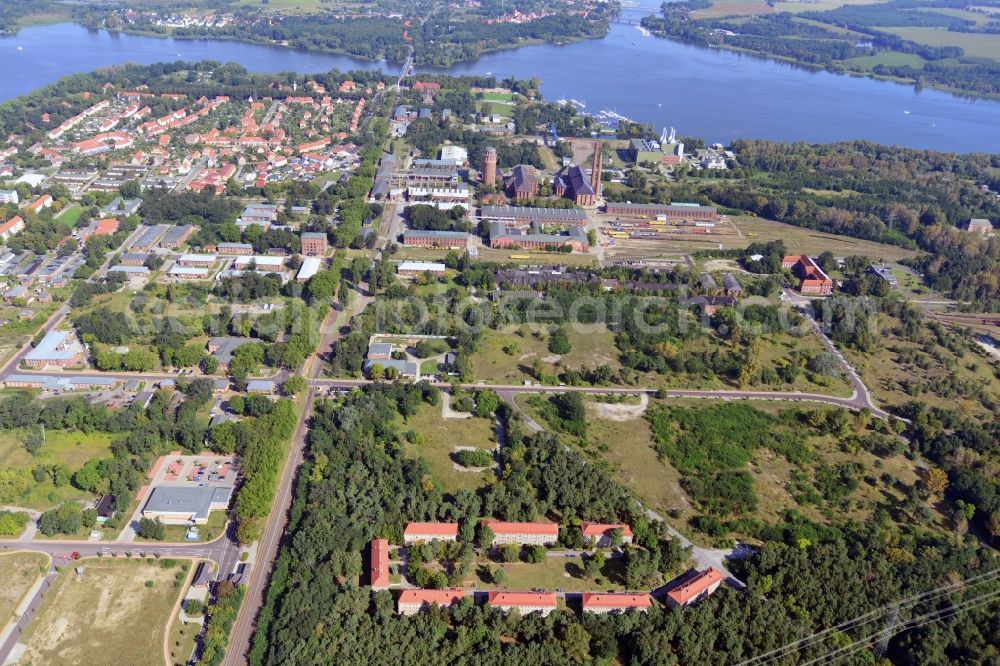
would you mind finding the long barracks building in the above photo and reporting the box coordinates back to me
[604,202,718,221]
[480,205,587,227]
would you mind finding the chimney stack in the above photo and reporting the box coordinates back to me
[483,147,497,187]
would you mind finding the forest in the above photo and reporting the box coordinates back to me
[249,380,998,664]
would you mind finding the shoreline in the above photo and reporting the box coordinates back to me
[644,29,1000,103]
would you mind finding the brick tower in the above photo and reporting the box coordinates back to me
[483,147,497,187]
[590,141,603,197]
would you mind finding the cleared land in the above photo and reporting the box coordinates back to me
[400,402,496,494]
[0,430,114,510]
[602,215,921,261]
[471,323,621,385]
[0,552,48,626]
[20,558,189,666]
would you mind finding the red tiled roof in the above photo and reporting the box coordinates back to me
[404,522,459,538]
[94,218,120,236]
[398,589,467,606]
[579,522,633,538]
[488,591,557,607]
[369,539,390,589]
[484,520,558,536]
[667,568,725,605]
[0,216,24,235]
[581,593,650,610]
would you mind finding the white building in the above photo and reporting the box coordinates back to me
[0,190,19,205]
[439,145,468,166]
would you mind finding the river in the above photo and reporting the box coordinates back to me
[1,21,999,152]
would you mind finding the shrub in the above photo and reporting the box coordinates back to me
[453,449,493,468]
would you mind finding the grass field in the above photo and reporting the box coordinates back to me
[20,558,190,666]
[54,206,84,229]
[731,216,922,260]
[400,402,496,494]
[880,27,1000,60]
[0,430,114,511]
[0,552,48,627]
[468,553,631,591]
[915,7,994,26]
[471,323,621,385]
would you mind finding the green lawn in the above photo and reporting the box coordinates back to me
[399,402,496,494]
[55,206,84,229]
[0,429,114,511]
[467,554,630,592]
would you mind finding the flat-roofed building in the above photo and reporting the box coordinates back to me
[398,589,468,615]
[403,522,459,544]
[24,330,84,368]
[369,538,390,591]
[397,261,446,276]
[604,202,717,221]
[581,593,651,614]
[483,520,558,546]
[488,591,557,617]
[141,485,233,525]
[579,522,633,547]
[665,567,725,608]
[296,257,321,282]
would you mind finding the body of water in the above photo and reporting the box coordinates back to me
[2,22,1000,152]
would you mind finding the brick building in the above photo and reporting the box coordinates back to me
[300,231,328,257]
